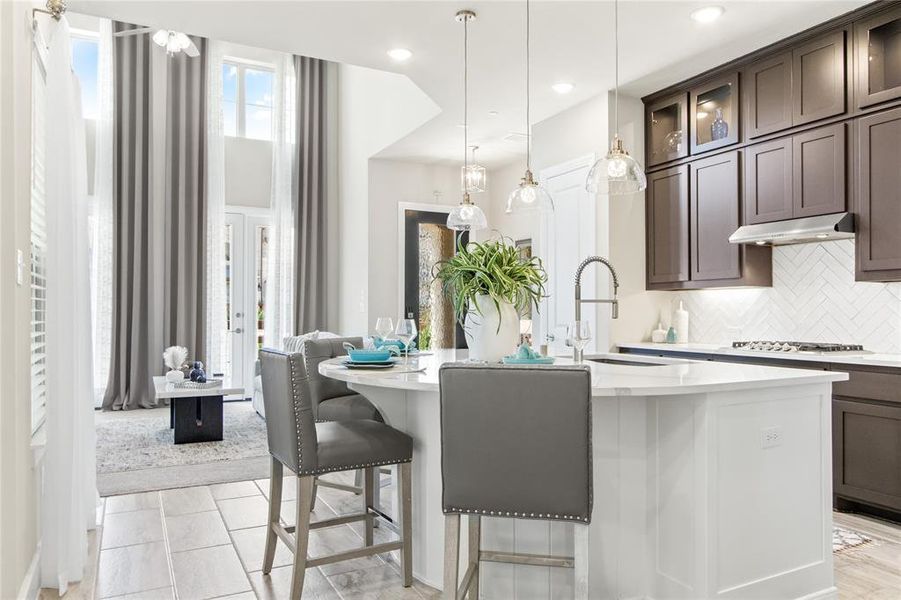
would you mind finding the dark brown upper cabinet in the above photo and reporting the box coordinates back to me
[646,93,689,168]
[792,30,846,125]
[745,52,793,138]
[690,72,739,154]
[855,5,901,109]
[744,138,793,224]
[792,123,846,217]
[647,165,689,285]
[691,152,741,281]
[857,107,901,280]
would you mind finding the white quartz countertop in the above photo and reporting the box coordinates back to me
[319,349,846,397]
[617,342,901,369]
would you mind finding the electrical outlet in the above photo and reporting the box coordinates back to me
[761,426,783,449]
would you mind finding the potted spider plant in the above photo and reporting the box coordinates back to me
[434,237,547,361]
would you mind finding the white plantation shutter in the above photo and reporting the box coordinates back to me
[31,55,48,433]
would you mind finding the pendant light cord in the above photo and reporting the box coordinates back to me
[613,0,619,138]
[463,15,469,176]
[525,0,531,171]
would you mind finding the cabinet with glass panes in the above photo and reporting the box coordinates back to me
[690,72,739,154]
[856,5,901,108]
[646,93,688,167]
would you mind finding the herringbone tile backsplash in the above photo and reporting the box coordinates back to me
[671,240,901,353]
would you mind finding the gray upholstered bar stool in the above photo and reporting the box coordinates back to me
[259,349,414,599]
[439,363,593,600]
[301,337,391,506]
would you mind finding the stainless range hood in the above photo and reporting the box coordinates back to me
[729,212,854,246]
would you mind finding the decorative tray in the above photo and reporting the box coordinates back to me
[173,379,222,389]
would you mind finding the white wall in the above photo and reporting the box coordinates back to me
[336,63,440,334]
[0,2,41,597]
[224,137,271,208]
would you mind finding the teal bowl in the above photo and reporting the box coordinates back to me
[348,349,392,362]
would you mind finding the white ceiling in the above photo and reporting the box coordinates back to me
[70,0,867,168]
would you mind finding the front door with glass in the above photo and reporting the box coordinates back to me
[224,212,269,398]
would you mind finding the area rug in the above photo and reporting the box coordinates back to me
[96,401,270,496]
[833,526,873,553]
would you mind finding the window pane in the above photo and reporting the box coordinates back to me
[222,63,238,103]
[245,68,273,107]
[223,100,238,137]
[71,37,99,119]
[245,105,272,140]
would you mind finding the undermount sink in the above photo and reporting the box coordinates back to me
[589,357,669,367]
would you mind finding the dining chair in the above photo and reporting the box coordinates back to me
[259,349,414,599]
[439,363,593,600]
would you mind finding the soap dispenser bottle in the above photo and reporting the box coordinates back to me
[674,301,689,344]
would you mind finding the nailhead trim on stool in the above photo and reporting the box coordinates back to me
[443,506,590,524]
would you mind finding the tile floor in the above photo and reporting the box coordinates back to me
[90,472,439,600]
[42,474,901,599]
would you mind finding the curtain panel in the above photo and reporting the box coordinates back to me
[104,23,209,410]
[293,56,329,333]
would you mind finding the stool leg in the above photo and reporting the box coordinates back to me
[354,468,364,494]
[262,457,283,574]
[467,515,481,599]
[443,513,460,599]
[290,475,314,600]
[363,467,375,547]
[311,476,318,511]
[399,462,413,587]
[574,523,589,600]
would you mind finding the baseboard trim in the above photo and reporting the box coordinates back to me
[796,586,838,600]
[17,546,40,600]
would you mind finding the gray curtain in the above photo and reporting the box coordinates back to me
[103,24,208,410]
[293,56,328,333]
[164,37,208,365]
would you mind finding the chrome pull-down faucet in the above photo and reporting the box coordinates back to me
[573,256,620,361]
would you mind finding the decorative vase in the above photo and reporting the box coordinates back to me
[464,295,520,363]
[165,369,184,383]
[710,107,729,141]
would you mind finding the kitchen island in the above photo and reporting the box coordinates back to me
[320,350,846,600]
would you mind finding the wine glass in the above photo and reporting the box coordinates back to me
[395,319,417,365]
[569,321,592,363]
[374,317,394,345]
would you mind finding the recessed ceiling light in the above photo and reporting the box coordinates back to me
[387,48,413,62]
[690,6,724,24]
[552,82,574,94]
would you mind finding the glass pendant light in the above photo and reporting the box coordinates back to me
[461,145,487,193]
[507,0,554,214]
[448,10,488,232]
[585,0,647,196]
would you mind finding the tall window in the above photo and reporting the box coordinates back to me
[71,33,99,120]
[223,60,274,140]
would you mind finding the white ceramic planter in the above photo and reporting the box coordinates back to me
[464,295,519,362]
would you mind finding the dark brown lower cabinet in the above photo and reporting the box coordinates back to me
[833,397,901,513]
[857,107,901,281]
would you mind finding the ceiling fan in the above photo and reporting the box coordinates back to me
[113,27,200,57]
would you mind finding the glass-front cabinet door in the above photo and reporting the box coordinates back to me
[856,5,901,108]
[690,72,739,154]
[646,93,688,167]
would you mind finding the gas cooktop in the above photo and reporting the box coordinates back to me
[732,341,868,354]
